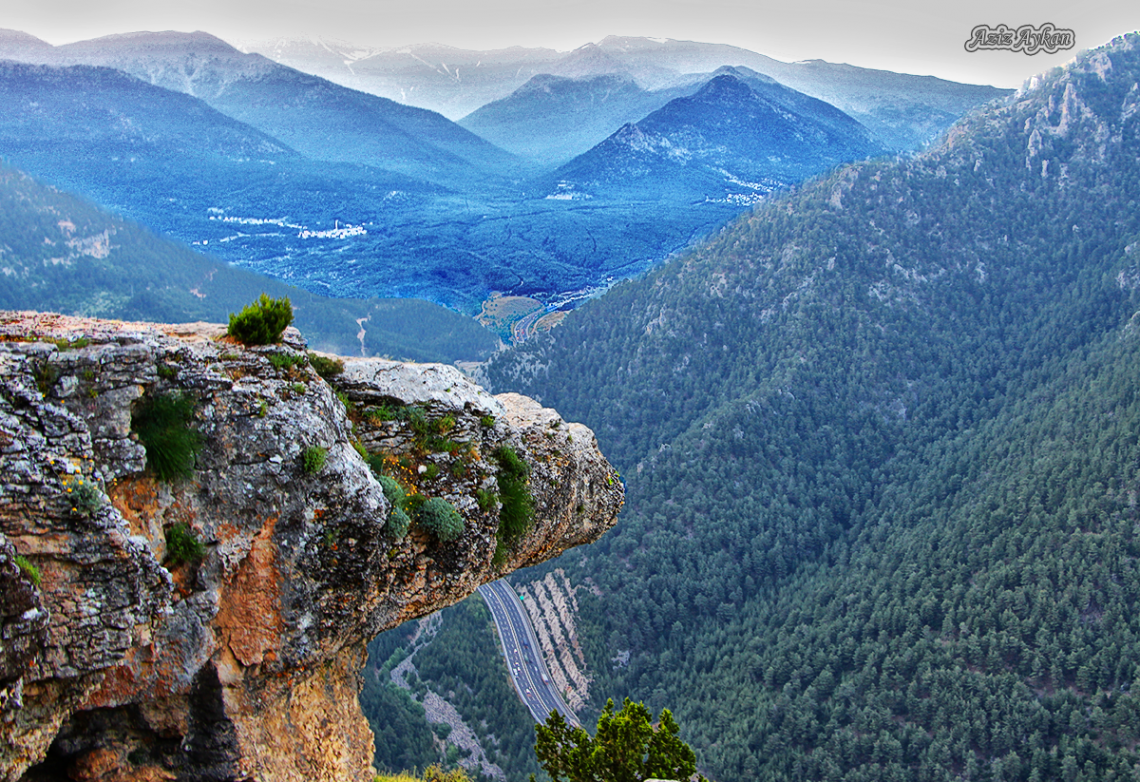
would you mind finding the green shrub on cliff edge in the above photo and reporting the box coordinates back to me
[226,293,293,345]
[303,445,328,474]
[308,351,344,379]
[70,481,103,516]
[132,392,202,481]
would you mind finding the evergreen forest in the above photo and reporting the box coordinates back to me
[457,33,1140,781]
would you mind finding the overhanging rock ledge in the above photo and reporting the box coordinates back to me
[0,311,623,782]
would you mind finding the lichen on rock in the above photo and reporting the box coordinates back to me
[0,310,623,782]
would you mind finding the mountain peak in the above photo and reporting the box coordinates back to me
[514,71,638,94]
[552,62,885,197]
[0,28,53,48]
[553,43,627,76]
[697,71,756,97]
[596,35,678,50]
[58,30,240,57]
[0,28,55,61]
[712,64,778,85]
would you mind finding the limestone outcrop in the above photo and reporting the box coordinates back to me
[0,311,623,781]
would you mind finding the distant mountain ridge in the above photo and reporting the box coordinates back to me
[0,28,54,58]
[250,33,1011,150]
[2,29,525,187]
[459,72,702,166]
[0,58,307,207]
[247,37,564,120]
[0,52,717,312]
[0,27,1004,324]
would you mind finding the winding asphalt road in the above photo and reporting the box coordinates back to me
[478,579,580,727]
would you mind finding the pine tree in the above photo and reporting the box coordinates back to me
[532,698,707,782]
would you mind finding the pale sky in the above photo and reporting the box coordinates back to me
[4,0,1139,88]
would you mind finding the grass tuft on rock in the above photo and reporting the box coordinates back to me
[14,555,41,586]
[303,445,328,474]
[132,392,202,481]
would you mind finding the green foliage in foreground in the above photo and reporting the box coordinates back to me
[227,293,294,345]
[533,698,706,782]
[132,392,202,481]
[378,475,412,538]
[492,447,533,542]
[308,351,345,379]
[378,474,404,507]
[267,351,306,371]
[70,480,103,516]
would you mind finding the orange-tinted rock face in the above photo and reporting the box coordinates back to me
[218,515,282,670]
[0,311,624,782]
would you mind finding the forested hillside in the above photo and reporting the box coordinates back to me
[475,34,1140,780]
[0,163,498,362]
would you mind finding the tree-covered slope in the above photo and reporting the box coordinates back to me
[0,163,498,362]
[478,33,1140,781]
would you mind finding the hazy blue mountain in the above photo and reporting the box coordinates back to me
[0,58,684,312]
[0,28,54,59]
[0,162,499,362]
[458,73,702,165]
[473,32,1140,781]
[0,58,438,219]
[0,43,883,319]
[0,59,493,306]
[249,38,563,120]
[2,30,526,187]
[587,36,1013,150]
[757,58,1014,152]
[0,59,301,198]
[248,34,1010,149]
[545,68,886,201]
[544,40,674,85]
[0,29,992,323]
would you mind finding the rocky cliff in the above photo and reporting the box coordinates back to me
[0,311,623,781]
